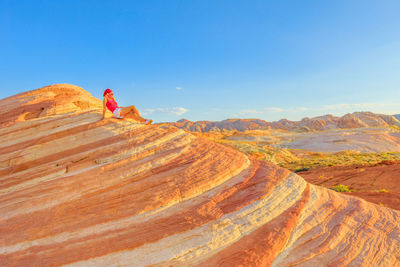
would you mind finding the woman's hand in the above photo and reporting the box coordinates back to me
[102,97,107,120]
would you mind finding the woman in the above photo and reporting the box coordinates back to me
[102,88,153,124]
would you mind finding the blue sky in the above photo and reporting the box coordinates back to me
[1,0,400,122]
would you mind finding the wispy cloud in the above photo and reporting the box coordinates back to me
[322,103,384,110]
[239,107,283,115]
[142,107,188,116]
[236,103,399,119]
[264,107,283,112]
[176,87,182,91]
[238,109,264,115]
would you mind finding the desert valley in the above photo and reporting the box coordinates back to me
[170,113,400,211]
[0,84,399,266]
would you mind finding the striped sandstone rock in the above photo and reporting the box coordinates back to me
[0,85,399,266]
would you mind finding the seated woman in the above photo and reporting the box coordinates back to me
[102,88,153,124]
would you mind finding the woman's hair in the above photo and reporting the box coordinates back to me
[103,88,112,97]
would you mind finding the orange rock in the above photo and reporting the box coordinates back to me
[0,84,101,127]
[299,162,400,210]
[0,85,399,266]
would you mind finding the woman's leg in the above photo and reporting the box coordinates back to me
[126,112,147,122]
[120,105,140,116]
[120,106,149,123]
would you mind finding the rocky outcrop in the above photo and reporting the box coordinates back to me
[299,161,400,211]
[0,84,102,127]
[174,118,270,132]
[171,112,400,132]
[1,85,400,266]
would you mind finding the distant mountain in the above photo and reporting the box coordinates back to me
[394,114,400,121]
[170,112,400,132]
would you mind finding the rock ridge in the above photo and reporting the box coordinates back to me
[171,112,400,132]
[0,84,399,266]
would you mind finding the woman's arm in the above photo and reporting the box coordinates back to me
[102,97,107,119]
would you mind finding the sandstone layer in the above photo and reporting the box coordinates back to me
[1,85,400,266]
[0,84,102,128]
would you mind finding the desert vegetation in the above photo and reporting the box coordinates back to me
[211,137,400,172]
[330,184,354,192]
[195,133,400,211]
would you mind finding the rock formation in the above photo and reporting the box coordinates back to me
[1,84,400,266]
[174,118,270,132]
[172,112,400,132]
[299,161,400,211]
[0,84,101,127]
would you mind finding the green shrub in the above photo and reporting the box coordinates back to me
[294,167,310,173]
[330,184,354,192]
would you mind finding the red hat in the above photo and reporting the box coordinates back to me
[103,88,112,97]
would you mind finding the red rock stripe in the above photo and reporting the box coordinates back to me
[274,189,394,266]
[0,161,291,266]
[0,123,159,177]
[197,183,310,267]
[285,195,369,266]
[0,133,190,226]
[0,117,112,155]
[0,100,55,127]
[344,192,400,211]
[0,125,177,189]
[0,127,188,220]
[0,110,97,138]
[0,138,238,245]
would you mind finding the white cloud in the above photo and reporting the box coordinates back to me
[169,107,188,115]
[239,107,283,115]
[322,103,383,110]
[176,87,182,91]
[142,108,155,115]
[238,109,264,115]
[263,107,283,112]
[142,107,188,116]
[296,107,308,111]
